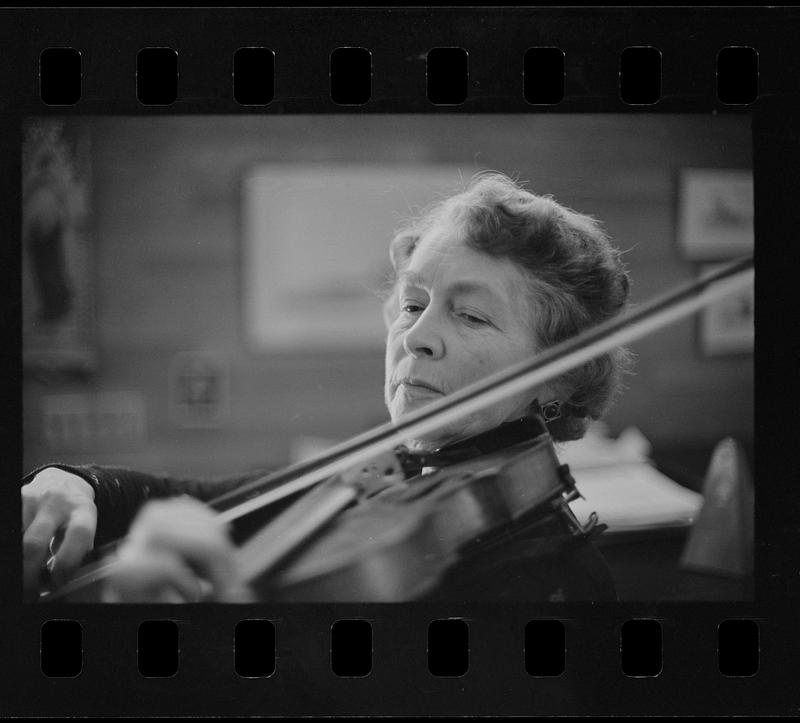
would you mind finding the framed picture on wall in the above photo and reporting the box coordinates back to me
[168,351,231,428]
[698,263,755,356]
[677,168,753,260]
[241,163,465,352]
[22,118,96,374]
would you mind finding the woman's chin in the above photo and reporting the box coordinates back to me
[391,393,437,419]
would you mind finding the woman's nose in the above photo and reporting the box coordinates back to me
[402,310,444,359]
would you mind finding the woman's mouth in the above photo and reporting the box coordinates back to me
[396,378,442,395]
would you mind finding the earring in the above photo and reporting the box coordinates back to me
[541,400,561,422]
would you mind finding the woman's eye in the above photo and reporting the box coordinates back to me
[401,303,424,314]
[459,312,488,325]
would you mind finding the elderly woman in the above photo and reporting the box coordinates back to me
[22,172,632,603]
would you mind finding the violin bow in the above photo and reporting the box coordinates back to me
[39,256,753,600]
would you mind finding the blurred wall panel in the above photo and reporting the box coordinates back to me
[22,115,753,476]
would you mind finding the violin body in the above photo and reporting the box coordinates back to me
[250,433,589,602]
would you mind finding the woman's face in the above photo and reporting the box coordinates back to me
[384,216,545,449]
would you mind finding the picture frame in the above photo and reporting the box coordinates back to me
[168,350,231,429]
[22,119,96,374]
[698,263,755,356]
[677,168,754,260]
[241,163,465,352]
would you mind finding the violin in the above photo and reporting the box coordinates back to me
[38,257,754,603]
[240,414,594,602]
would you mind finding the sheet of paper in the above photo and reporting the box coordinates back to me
[556,423,653,468]
[568,462,703,533]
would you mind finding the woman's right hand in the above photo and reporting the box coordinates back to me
[22,468,97,600]
[104,496,252,603]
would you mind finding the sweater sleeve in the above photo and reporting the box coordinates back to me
[22,463,272,548]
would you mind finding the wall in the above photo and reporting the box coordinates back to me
[23,115,753,477]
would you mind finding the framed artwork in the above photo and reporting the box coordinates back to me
[168,351,231,428]
[241,163,465,352]
[698,263,755,356]
[22,118,96,373]
[677,168,753,260]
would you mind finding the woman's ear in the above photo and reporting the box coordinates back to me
[533,384,558,407]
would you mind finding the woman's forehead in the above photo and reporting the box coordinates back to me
[390,198,473,269]
[404,233,530,301]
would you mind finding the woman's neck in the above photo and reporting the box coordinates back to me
[404,414,547,456]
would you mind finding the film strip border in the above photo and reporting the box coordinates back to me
[3,5,800,717]
[16,606,781,716]
[1,7,798,113]
[41,616,757,679]
[38,45,758,108]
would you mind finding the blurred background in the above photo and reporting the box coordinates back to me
[22,114,753,488]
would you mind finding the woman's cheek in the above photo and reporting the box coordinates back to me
[463,351,491,381]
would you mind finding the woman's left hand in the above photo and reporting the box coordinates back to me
[104,497,253,603]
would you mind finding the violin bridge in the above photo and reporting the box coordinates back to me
[554,464,598,536]
[557,463,584,504]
